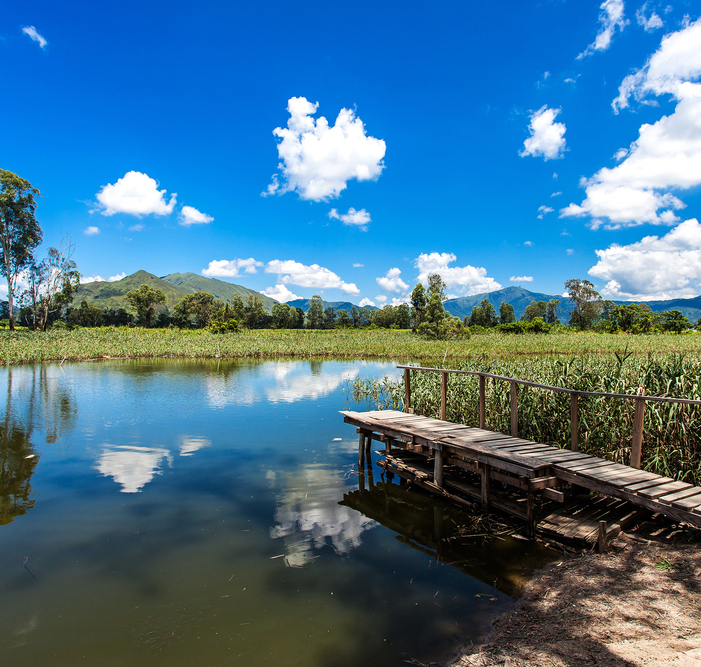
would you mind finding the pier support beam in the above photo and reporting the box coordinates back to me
[480,462,491,510]
[433,447,444,487]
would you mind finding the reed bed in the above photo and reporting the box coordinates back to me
[350,354,701,484]
[3,327,701,366]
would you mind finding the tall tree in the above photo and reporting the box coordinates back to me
[306,295,324,329]
[125,283,166,327]
[565,279,602,329]
[499,301,516,324]
[0,170,43,330]
[410,283,427,330]
[522,300,547,322]
[427,273,447,301]
[545,299,561,324]
[245,294,266,328]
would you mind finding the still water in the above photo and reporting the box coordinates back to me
[0,359,553,666]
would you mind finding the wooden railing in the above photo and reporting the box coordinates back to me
[398,365,701,469]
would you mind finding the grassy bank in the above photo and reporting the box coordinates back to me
[350,354,701,484]
[3,327,701,365]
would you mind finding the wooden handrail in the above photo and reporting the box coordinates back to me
[398,364,701,466]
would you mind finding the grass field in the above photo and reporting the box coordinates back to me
[3,327,701,366]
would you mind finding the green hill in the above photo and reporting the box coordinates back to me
[74,270,278,313]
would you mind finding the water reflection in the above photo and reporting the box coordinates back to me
[269,463,376,567]
[94,445,173,493]
[0,366,77,525]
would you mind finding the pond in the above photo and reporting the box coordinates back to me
[0,359,554,666]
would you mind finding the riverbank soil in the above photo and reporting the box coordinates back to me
[450,518,701,667]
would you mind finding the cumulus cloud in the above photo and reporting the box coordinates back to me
[359,298,375,307]
[22,26,47,49]
[179,205,213,226]
[563,19,701,228]
[375,295,388,304]
[510,275,534,282]
[202,258,263,278]
[266,259,360,295]
[415,252,502,295]
[80,272,127,284]
[551,191,562,197]
[109,272,126,282]
[264,97,386,201]
[538,205,555,219]
[524,241,534,246]
[578,0,628,59]
[589,218,701,299]
[84,226,100,236]
[261,284,302,302]
[128,223,145,232]
[328,207,371,231]
[636,4,663,32]
[519,106,566,160]
[95,171,176,217]
[376,268,408,293]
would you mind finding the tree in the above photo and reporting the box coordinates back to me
[395,303,411,329]
[469,298,498,327]
[306,295,324,329]
[271,302,291,329]
[499,301,516,324]
[0,170,43,330]
[336,309,351,328]
[323,306,337,329]
[427,273,447,301]
[172,291,219,328]
[245,294,266,328]
[230,295,246,325]
[125,283,166,327]
[522,300,547,322]
[661,310,691,334]
[351,305,361,328]
[67,300,104,327]
[545,299,561,324]
[565,279,602,329]
[410,283,427,330]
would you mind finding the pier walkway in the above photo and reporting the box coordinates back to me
[341,409,701,541]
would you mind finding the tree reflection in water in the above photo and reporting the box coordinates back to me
[0,365,76,525]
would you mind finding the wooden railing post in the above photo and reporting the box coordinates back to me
[631,388,646,469]
[440,371,448,421]
[433,446,444,487]
[510,381,518,437]
[404,368,412,413]
[570,393,579,452]
[479,374,486,430]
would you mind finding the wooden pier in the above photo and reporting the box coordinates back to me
[341,405,701,545]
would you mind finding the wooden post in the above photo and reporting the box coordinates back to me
[479,375,486,430]
[433,447,444,487]
[510,381,518,438]
[404,368,411,413]
[631,390,646,469]
[598,520,608,553]
[526,483,536,538]
[358,431,366,469]
[480,462,491,510]
[440,371,448,421]
[384,435,392,456]
[570,393,579,452]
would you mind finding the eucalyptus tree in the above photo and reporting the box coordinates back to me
[0,170,43,330]
[565,279,602,329]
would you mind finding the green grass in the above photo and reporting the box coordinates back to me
[3,327,701,366]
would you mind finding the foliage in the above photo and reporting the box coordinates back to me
[410,283,427,330]
[468,299,499,327]
[306,295,324,329]
[125,283,167,327]
[499,301,516,324]
[172,291,222,328]
[565,278,602,329]
[0,170,42,330]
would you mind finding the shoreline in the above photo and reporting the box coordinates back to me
[447,519,701,667]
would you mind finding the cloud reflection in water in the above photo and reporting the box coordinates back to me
[95,446,172,493]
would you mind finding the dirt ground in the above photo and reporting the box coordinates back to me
[448,519,701,667]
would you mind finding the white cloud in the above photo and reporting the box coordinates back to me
[109,272,126,282]
[95,171,176,217]
[179,205,214,226]
[390,296,411,306]
[519,106,566,161]
[353,263,364,268]
[328,207,371,231]
[510,275,534,282]
[551,191,562,197]
[22,26,47,49]
[80,271,127,284]
[566,248,575,255]
[589,218,701,299]
[264,97,386,201]
[524,241,534,246]
[265,259,360,295]
[128,223,145,232]
[202,258,264,278]
[577,0,628,59]
[563,19,701,228]
[359,298,375,307]
[415,252,502,295]
[179,436,211,457]
[376,267,408,293]
[84,226,100,236]
[375,295,388,304]
[95,445,172,494]
[537,205,555,219]
[636,4,663,32]
[261,284,302,302]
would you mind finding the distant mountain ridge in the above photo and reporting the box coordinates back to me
[444,286,701,322]
[287,298,379,313]
[74,270,278,312]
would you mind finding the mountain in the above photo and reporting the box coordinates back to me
[444,287,701,322]
[160,272,278,311]
[74,270,278,312]
[287,298,379,313]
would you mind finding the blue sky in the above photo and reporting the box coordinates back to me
[4,0,701,306]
